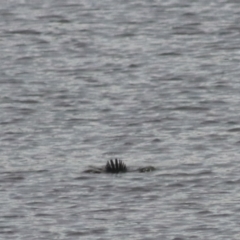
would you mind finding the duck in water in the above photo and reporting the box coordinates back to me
[83,159,155,173]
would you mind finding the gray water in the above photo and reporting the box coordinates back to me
[1,0,240,239]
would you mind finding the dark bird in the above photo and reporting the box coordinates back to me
[105,159,127,173]
[83,159,155,174]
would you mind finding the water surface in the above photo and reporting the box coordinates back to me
[1,0,240,239]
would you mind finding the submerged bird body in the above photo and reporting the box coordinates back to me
[84,159,155,173]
